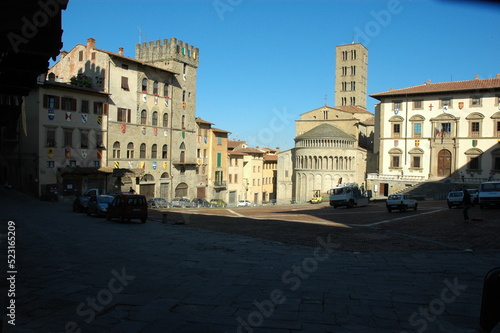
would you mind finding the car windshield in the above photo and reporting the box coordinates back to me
[449,192,463,197]
[98,196,114,203]
[127,197,146,205]
[387,195,400,200]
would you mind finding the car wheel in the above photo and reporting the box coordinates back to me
[414,203,418,211]
[387,207,392,213]
[106,213,111,221]
[141,218,146,224]
[86,210,91,216]
[401,205,407,212]
[119,215,125,224]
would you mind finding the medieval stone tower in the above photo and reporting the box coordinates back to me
[135,38,199,123]
[334,43,368,109]
[135,38,200,198]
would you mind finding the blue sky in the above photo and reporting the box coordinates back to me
[59,0,500,150]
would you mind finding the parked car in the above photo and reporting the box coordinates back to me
[237,200,252,207]
[447,191,464,208]
[106,194,148,223]
[147,197,170,209]
[73,195,90,212]
[210,199,227,207]
[386,194,417,212]
[192,198,211,208]
[171,198,194,208]
[87,195,115,217]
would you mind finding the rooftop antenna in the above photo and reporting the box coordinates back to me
[324,94,328,106]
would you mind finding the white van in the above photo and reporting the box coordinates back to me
[479,181,500,209]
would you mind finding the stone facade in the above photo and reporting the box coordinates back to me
[20,81,110,198]
[48,37,199,200]
[335,43,368,109]
[277,42,374,204]
[370,76,500,196]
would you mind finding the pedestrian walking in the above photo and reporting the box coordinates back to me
[462,187,471,223]
[488,171,494,181]
[129,187,135,194]
[460,172,465,182]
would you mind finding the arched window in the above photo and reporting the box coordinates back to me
[140,143,146,159]
[141,78,148,92]
[151,144,157,159]
[141,110,147,125]
[163,113,168,127]
[127,142,134,159]
[163,83,169,97]
[152,111,158,126]
[113,141,120,159]
[162,144,168,159]
[153,81,158,95]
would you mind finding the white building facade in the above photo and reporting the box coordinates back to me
[370,76,500,196]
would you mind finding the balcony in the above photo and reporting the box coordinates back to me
[213,181,227,189]
[172,158,198,166]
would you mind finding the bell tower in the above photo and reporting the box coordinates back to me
[334,43,368,109]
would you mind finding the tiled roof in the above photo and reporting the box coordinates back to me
[336,105,372,114]
[95,47,180,75]
[228,140,246,149]
[300,105,372,117]
[211,127,231,134]
[195,117,214,125]
[263,155,278,161]
[360,117,375,126]
[234,147,265,154]
[295,123,356,141]
[371,77,500,99]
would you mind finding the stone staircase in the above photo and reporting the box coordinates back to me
[393,180,480,200]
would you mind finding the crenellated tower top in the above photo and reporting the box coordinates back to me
[135,38,199,69]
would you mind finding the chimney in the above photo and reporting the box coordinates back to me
[426,79,431,84]
[497,74,500,79]
[118,47,124,56]
[87,38,96,49]
[475,74,479,80]
[60,50,68,59]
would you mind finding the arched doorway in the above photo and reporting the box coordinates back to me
[175,182,188,198]
[437,149,452,177]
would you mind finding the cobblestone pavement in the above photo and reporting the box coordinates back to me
[1,190,499,333]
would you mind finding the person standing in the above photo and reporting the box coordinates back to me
[460,172,465,182]
[462,187,471,223]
